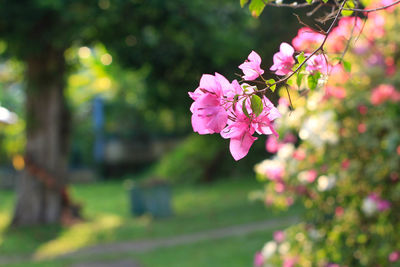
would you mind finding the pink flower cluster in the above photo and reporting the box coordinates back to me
[368,193,391,211]
[189,51,281,161]
[370,84,400,105]
[270,41,331,77]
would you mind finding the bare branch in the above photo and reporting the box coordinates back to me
[343,0,400,12]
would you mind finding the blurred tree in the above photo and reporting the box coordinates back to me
[0,0,299,225]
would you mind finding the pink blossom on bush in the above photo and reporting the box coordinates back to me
[385,57,396,76]
[253,251,264,267]
[306,54,331,75]
[327,17,363,53]
[377,199,391,211]
[358,123,366,133]
[325,86,346,100]
[270,42,295,76]
[265,162,285,181]
[266,135,281,153]
[389,251,400,262]
[306,169,318,183]
[275,182,286,193]
[358,105,368,115]
[293,148,306,161]
[283,258,297,267]
[292,27,324,52]
[367,193,391,212]
[283,133,297,144]
[239,51,264,81]
[335,206,344,217]
[341,159,350,170]
[370,84,400,105]
[273,230,286,243]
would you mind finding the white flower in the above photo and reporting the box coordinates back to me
[362,197,377,216]
[278,242,290,254]
[277,143,295,161]
[317,174,336,191]
[299,111,338,148]
[298,170,309,184]
[261,241,277,259]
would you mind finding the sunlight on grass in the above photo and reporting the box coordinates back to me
[34,214,123,260]
[0,212,11,246]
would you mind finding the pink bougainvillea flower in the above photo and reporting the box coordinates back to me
[341,159,351,170]
[270,42,295,76]
[283,258,297,267]
[389,251,400,262]
[367,193,391,212]
[306,169,318,183]
[239,51,264,81]
[283,133,297,144]
[221,96,280,161]
[377,199,391,211]
[189,73,229,134]
[327,17,363,53]
[306,54,331,75]
[273,230,286,243]
[253,252,264,267]
[324,86,347,100]
[371,84,400,105]
[266,135,281,153]
[292,27,324,52]
[293,148,306,161]
[358,105,368,115]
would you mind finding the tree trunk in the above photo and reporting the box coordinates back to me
[12,49,70,226]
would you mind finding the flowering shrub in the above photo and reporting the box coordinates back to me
[189,0,400,264]
[251,5,400,267]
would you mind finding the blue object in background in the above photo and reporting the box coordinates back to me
[93,96,104,162]
[130,182,173,218]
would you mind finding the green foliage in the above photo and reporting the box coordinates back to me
[249,0,266,17]
[251,94,263,116]
[266,78,276,92]
[154,134,225,183]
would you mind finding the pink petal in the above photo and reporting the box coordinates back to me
[199,74,220,94]
[229,132,257,161]
[248,51,262,64]
[280,42,294,57]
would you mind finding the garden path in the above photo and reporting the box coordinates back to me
[0,216,298,266]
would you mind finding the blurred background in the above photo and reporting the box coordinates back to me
[0,0,306,266]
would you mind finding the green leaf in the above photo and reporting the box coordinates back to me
[322,0,329,3]
[306,0,313,4]
[343,60,352,73]
[250,95,263,116]
[249,0,266,18]
[296,52,306,65]
[342,0,355,16]
[296,73,304,88]
[242,99,250,118]
[307,74,318,90]
[266,78,276,92]
[240,0,250,7]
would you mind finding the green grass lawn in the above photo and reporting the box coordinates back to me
[5,227,278,267]
[0,177,300,264]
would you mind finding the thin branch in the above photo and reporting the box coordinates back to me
[265,1,315,8]
[343,0,400,12]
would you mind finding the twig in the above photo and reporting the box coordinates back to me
[343,0,400,12]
